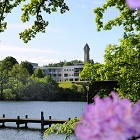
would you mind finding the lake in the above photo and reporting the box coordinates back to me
[0,101,87,140]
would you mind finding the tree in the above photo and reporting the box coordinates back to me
[0,0,69,43]
[0,56,18,100]
[9,64,30,99]
[1,56,18,74]
[20,61,34,75]
[0,68,8,100]
[43,75,58,86]
[10,64,29,85]
[80,62,104,81]
[103,37,140,102]
[46,60,83,67]
[31,68,44,78]
[93,0,140,102]
[18,75,60,101]
[70,60,83,65]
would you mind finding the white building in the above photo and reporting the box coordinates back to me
[32,64,84,82]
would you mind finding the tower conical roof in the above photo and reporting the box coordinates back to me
[84,43,90,50]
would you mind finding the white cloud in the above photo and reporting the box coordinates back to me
[78,0,104,9]
[24,57,60,66]
[0,44,67,66]
[7,24,32,30]
[0,44,61,54]
[7,23,62,33]
[46,27,62,33]
[91,0,104,5]
[79,4,86,9]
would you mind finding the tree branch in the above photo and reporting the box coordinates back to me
[36,0,45,21]
[0,0,9,23]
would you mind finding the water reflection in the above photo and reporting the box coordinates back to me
[0,127,77,140]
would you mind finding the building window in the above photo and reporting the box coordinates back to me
[64,74,68,77]
[57,69,61,72]
[74,73,79,76]
[74,68,78,72]
[70,78,73,81]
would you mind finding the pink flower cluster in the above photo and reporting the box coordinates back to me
[75,92,140,140]
[126,0,140,10]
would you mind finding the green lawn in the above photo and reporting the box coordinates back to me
[58,81,73,88]
[58,81,84,92]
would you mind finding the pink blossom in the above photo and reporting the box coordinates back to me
[126,0,140,10]
[132,100,140,136]
[75,92,140,140]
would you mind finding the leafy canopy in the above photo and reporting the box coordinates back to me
[0,0,69,43]
[103,37,140,102]
[0,56,18,72]
[94,0,140,35]
[20,61,34,75]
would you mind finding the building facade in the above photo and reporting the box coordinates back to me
[32,44,93,81]
[33,64,84,82]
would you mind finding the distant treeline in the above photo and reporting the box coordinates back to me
[45,60,83,67]
[0,56,87,101]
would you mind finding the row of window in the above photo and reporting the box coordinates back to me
[41,68,83,73]
[51,73,79,77]
[64,69,74,71]
[55,78,79,82]
[48,69,61,72]
[64,68,83,72]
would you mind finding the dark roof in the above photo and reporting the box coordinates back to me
[84,43,90,49]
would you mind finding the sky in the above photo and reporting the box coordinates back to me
[0,0,124,66]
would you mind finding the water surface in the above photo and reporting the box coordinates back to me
[0,101,86,140]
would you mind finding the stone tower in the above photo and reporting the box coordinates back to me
[83,43,90,62]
